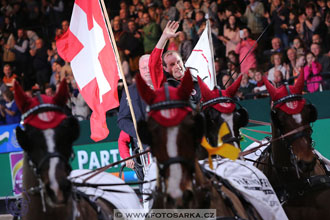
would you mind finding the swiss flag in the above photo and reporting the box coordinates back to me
[56,0,120,141]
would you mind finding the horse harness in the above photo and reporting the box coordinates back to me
[147,85,250,219]
[201,93,247,146]
[156,155,249,220]
[21,93,107,219]
[146,82,197,183]
[258,145,330,204]
[259,86,330,203]
[271,90,313,145]
[271,85,318,176]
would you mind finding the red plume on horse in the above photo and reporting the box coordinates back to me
[136,69,194,127]
[197,74,249,150]
[262,69,306,115]
[198,74,243,113]
[14,79,69,129]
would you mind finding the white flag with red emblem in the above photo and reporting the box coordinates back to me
[185,20,216,90]
[56,0,120,141]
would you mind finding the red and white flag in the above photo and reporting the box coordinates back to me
[185,20,216,90]
[56,0,120,141]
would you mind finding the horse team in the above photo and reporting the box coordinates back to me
[14,69,330,219]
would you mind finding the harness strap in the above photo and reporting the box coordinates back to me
[241,127,272,135]
[275,175,330,203]
[164,83,170,101]
[74,190,106,220]
[216,85,222,97]
[75,149,151,183]
[199,165,253,220]
[241,125,310,157]
[248,119,271,126]
[158,156,194,177]
[36,92,44,104]
[285,83,291,95]
[37,152,69,173]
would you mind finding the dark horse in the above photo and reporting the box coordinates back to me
[136,71,256,219]
[255,72,330,219]
[197,74,248,153]
[197,75,269,219]
[14,80,117,220]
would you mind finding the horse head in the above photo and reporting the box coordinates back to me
[197,74,248,151]
[136,70,205,208]
[15,80,79,205]
[263,71,318,175]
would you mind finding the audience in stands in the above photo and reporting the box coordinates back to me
[0,0,328,125]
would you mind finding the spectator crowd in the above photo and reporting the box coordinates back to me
[0,0,329,125]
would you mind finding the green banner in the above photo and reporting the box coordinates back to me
[0,142,138,198]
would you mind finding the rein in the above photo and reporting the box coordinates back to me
[240,124,310,157]
[71,149,151,182]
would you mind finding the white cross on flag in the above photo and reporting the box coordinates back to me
[185,21,216,90]
[56,0,120,141]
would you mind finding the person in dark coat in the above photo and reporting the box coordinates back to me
[117,54,152,140]
[29,38,51,91]
[10,28,29,77]
[117,55,152,186]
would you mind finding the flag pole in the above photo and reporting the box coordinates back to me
[206,14,217,88]
[99,0,145,156]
